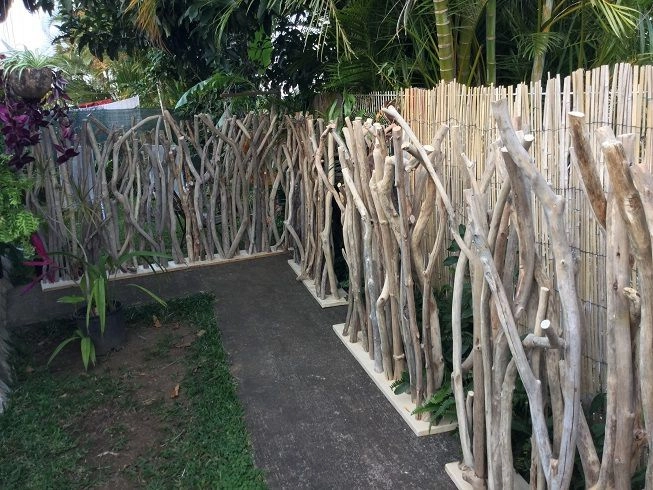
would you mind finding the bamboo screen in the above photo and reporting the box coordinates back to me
[352,92,403,118]
[384,63,653,397]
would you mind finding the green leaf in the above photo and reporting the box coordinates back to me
[57,295,86,304]
[343,93,356,117]
[47,336,79,366]
[390,371,410,395]
[96,278,106,334]
[80,336,95,370]
[443,255,458,267]
[128,284,167,307]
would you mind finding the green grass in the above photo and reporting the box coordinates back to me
[125,295,266,489]
[0,364,125,488]
[0,294,266,489]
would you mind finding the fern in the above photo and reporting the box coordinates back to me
[412,375,458,428]
[0,161,39,251]
[390,370,410,395]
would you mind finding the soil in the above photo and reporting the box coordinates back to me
[22,314,202,489]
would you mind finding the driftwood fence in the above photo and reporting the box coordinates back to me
[27,62,653,488]
[282,116,342,300]
[329,63,653,488]
[28,112,299,278]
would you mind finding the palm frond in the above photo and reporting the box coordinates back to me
[517,31,565,60]
[125,0,165,47]
[590,0,638,39]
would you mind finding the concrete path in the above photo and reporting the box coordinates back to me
[8,253,460,489]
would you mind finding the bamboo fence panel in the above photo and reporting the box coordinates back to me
[393,64,653,398]
[351,92,402,118]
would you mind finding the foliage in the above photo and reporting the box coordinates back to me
[323,92,356,127]
[48,327,96,371]
[51,45,112,105]
[51,250,168,370]
[29,0,653,101]
[54,0,333,109]
[0,330,124,487]
[391,370,410,395]
[393,232,474,427]
[21,233,59,292]
[0,243,34,285]
[437,225,474,367]
[1,49,63,77]
[104,50,189,107]
[412,375,457,427]
[174,71,258,119]
[0,162,39,251]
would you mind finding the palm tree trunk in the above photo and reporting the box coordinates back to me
[531,0,555,82]
[456,1,487,85]
[433,0,456,81]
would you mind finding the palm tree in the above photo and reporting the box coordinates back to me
[527,0,642,82]
[82,0,653,94]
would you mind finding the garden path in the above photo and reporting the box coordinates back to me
[8,253,459,489]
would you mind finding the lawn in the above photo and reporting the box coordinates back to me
[0,294,266,489]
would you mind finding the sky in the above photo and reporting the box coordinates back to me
[0,3,54,53]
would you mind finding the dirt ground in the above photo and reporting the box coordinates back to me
[25,314,203,488]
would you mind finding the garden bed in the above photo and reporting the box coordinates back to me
[0,294,265,488]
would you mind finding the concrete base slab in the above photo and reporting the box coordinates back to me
[445,462,529,490]
[41,250,287,292]
[333,323,457,436]
[288,260,347,308]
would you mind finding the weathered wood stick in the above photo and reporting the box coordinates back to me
[529,287,549,489]
[539,320,565,349]
[392,126,423,405]
[568,111,607,230]
[382,105,471,258]
[500,360,518,490]
[595,194,632,489]
[597,126,653,488]
[465,189,490,485]
[575,406,601,487]
[321,133,339,297]
[342,166,382,373]
[500,145,535,322]
[451,228,475,469]
[370,142,402,379]
[493,99,581,489]
[467,189,553,487]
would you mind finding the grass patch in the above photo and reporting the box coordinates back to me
[0,293,266,489]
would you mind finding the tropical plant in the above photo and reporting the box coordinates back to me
[391,370,410,395]
[51,45,112,105]
[412,375,458,427]
[48,0,653,105]
[174,71,258,119]
[0,49,63,77]
[50,250,168,369]
[0,161,39,251]
[323,92,356,126]
[0,49,77,169]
